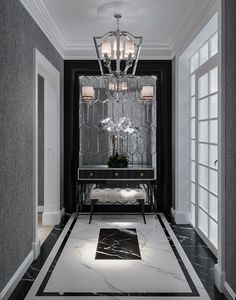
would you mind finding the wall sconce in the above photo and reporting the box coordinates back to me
[140,86,154,103]
[81,86,95,104]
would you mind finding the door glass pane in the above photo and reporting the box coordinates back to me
[209,120,218,143]
[209,194,218,220]
[199,121,208,142]
[198,208,208,236]
[191,119,196,138]
[199,186,208,212]
[210,33,218,57]
[198,74,208,98]
[199,42,209,65]
[199,143,208,166]
[191,182,195,204]
[209,94,218,118]
[209,219,218,248]
[209,169,218,195]
[191,74,195,96]
[191,52,199,73]
[191,97,195,117]
[199,165,208,189]
[209,145,218,169]
[198,97,208,120]
[191,140,195,160]
[210,67,218,94]
[191,161,196,182]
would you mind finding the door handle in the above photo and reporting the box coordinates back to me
[214,160,218,166]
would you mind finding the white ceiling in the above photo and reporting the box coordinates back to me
[20,0,215,59]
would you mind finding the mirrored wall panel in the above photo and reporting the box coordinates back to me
[79,76,157,167]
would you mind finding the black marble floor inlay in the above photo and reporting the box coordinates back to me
[95,228,142,260]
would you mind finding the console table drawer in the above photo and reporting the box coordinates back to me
[78,169,155,180]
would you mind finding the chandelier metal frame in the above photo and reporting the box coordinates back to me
[93,13,143,77]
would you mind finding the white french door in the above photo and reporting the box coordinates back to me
[191,54,219,255]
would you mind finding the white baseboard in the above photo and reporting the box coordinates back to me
[224,281,236,300]
[0,251,34,300]
[42,207,65,225]
[214,263,225,293]
[38,205,44,213]
[32,238,41,260]
[171,207,189,224]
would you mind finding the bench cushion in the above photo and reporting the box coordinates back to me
[91,188,145,205]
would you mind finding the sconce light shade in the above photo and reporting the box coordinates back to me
[140,86,154,102]
[81,86,95,103]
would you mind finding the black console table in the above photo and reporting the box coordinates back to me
[76,165,157,213]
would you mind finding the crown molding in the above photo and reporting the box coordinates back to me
[20,0,216,61]
[19,0,173,60]
[171,0,217,57]
[20,0,65,58]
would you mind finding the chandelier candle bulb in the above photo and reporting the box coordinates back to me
[81,86,95,102]
[101,41,112,58]
[125,39,135,58]
[141,86,154,101]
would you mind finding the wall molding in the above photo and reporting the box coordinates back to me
[0,251,34,300]
[19,0,65,58]
[224,281,236,300]
[171,207,189,224]
[42,207,65,225]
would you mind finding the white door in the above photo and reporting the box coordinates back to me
[43,80,60,224]
[194,56,219,254]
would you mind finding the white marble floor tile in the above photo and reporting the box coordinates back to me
[26,214,210,300]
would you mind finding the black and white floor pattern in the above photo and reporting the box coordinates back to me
[25,214,210,300]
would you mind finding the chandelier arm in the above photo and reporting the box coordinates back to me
[132,37,143,76]
[93,31,116,40]
[116,28,121,74]
[120,31,143,40]
[93,36,104,76]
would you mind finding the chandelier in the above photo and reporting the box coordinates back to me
[93,13,143,77]
[80,14,155,104]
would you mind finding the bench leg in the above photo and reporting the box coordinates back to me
[89,199,97,224]
[138,199,146,224]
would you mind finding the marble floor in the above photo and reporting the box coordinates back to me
[8,213,226,300]
[23,214,210,299]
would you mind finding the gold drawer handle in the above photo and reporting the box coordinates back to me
[140,172,144,177]
[89,172,94,177]
[115,172,119,177]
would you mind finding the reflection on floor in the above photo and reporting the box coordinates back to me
[8,213,226,300]
[25,214,210,299]
[38,213,53,246]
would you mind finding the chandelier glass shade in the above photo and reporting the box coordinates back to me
[93,13,143,76]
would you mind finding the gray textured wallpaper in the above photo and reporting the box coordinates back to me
[0,0,64,292]
[225,0,236,292]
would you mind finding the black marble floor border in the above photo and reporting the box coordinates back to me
[35,214,200,297]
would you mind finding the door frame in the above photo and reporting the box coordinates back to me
[33,49,60,259]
